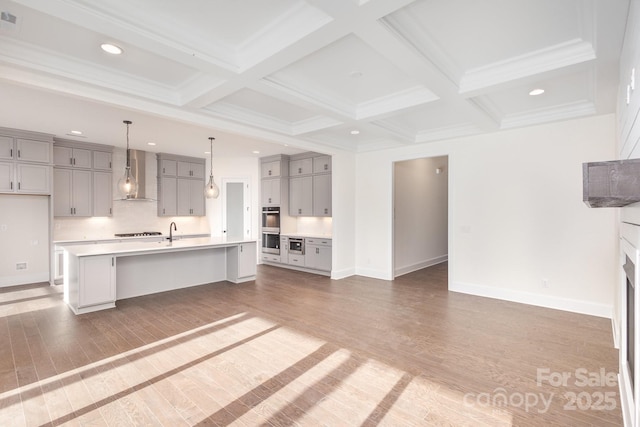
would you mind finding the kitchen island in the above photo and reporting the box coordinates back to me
[62,237,257,314]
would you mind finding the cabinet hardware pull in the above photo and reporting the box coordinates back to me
[298,168,302,174]
[109,208,112,214]
[240,246,243,252]
[10,149,12,157]
[109,162,112,169]
[18,182,20,190]
[298,208,302,214]
[70,207,73,214]
[10,181,12,190]
[70,158,73,165]
[17,150,20,158]
[324,164,328,170]
[112,257,114,266]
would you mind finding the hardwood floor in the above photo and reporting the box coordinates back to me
[0,263,621,426]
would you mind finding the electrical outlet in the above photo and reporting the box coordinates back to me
[16,262,27,270]
[0,224,7,231]
[542,279,549,288]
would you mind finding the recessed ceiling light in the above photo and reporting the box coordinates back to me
[529,88,545,96]
[70,130,82,135]
[204,151,210,154]
[101,43,123,55]
[350,130,360,135]
[349,71,363,79]
[147,142,156,146]
[252,151,260,154]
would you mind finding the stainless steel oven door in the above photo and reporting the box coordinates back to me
[262,232,280,254]
[262,207,280,230]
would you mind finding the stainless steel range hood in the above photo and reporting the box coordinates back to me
[119,149,154,201]
[583,159,640,207]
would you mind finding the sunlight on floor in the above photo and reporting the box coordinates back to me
[0,308,515,426]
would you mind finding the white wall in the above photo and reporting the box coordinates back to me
[356,114,617,318]
[0,195,50,286]
[394,156,448,276]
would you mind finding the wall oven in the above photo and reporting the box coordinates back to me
[262,232,280,254]
[262,207,280,233]
[289,238,304,255]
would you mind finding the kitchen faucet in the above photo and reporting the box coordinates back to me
[169,221,177,242]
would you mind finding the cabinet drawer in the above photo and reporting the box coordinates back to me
[313,156,331,173]
[262,254,281,263]
[288,254,305,266]
[305,238,332,246]
[290,158,313,176]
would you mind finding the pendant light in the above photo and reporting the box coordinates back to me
[117,120,138,198]
[205,136,219,199]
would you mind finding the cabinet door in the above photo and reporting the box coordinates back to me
[17,163,50,194]
[79,255,115,308]
[289,176,312,216]
[72,148,92,168]
[313,174,332,216]
[177,178,192,215]
[16,139,50,163]
[238,242,257,278]
[0,161,13,192]
[159,176,177,216]
[54,146,73,166]
[54,168,73,216]
[0,136,14,159]
[306,244,332,271]
[313,156,331,173]
[262,178,280,206]
[189,179,205,216]
[160,159,177,176]
[190,162,205,180]
[290,158,313,176]
[261,160,281,178]
[72,169,92,216]
[93,171,112,216]
[93,151,112,171]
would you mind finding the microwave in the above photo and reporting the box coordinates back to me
[289,238,304,255]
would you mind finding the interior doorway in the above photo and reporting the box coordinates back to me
[222,178,251,240]
[393,156,449,278]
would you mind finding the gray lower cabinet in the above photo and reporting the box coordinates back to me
[54,168,92,216]
[305,238,332,271]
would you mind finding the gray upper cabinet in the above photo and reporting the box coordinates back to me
[157,153,206,217]
[261,160,282,178]
[313,174,332,216]
[289,176,313,216]
[52,138,114,216]
[261,178,281,206]
[289,158,313,176]
[54,145,91,168]
[93,151,112,171]
[0,128,54,195]
[313,156,331,173]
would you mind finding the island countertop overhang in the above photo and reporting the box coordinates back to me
[60,237,257,258]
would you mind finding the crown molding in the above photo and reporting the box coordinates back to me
[459,39,597,94]
[415,123,479,143]
[291,116,343,135]
[356,86,438,119]
[501,100,596,129]
[0,37,181,104]
[261,76,355,119]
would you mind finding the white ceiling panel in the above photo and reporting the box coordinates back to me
[0,0,630,154]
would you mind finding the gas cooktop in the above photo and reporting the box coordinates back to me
[114,231,162,237]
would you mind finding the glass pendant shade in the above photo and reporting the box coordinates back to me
[205,136,219,199]
[118,166,138,198]
[205,175,219,199]
[118,120,137,198]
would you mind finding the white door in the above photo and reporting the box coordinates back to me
[222,178,251,239]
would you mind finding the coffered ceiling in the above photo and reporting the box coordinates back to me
[0,0,630,156]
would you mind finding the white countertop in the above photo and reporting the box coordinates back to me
[61,237,256,257]
[54,233,209,245]
[280,233,332,239]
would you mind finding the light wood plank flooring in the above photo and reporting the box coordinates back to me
[0,263,621,426]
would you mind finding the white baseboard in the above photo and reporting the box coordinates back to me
[0,272,50,288]
[612,316,620,349]
[355,267,392,280]
[394,255,448,277]
[450,281,613,319]
[331,267,355,280]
